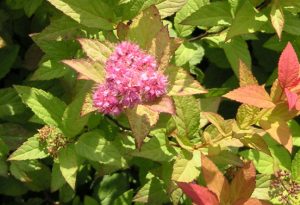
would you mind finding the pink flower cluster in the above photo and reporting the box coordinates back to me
[93,42,167,115]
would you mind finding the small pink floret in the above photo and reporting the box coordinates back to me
[93,41,167,115]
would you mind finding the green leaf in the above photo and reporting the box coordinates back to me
[51,162,66,192]
[240,150,273,175]
[127,6,164,50]
[9,135,48,161]
[172,150,201,182]
[222,37,252,76]
[78,38,114,63]
[14,86,66,128]
[84,196,99,205]
[30,60,71,81]
[226,0,268,40]
[23,0,43,17]
[75,130,126,167]
[0,88,26,117]
[48,0,115,30]
[156,0,187,19]
[236,104,260,129]
[181,1,232,27]
[132,133,177,162]
[10,160,51,191]
[174,0,209,37]
[133,174,169,204]
[126,105,159,149]
[175,42,204,66]
[264,134,291,171]
[283,11,300,36]
[98,173,129,205]
[63,59,105,84]
[289,120,300,146]
[113,190,133,205]
[173,96,200,139]
[62,80,93,138]
[165,66,207,96]
[58,145,79,190]
[292,150,300,182]
[0,176,28,196]
[0,45,19,80]
[270,0,284,39]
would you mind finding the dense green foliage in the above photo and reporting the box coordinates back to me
[1,0,300,205]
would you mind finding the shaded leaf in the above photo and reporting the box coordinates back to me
[14,86,66,128]
[165,66,207,96]
[0,45,19,80]
[126,105,159,149]
[0,88,26,118]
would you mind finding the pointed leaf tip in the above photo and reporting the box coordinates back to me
[278,42,300,89]
[224,85,275,108]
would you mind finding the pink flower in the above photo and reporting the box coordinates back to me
[93,41,167,115]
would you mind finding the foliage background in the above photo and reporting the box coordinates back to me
[1,0,300,204]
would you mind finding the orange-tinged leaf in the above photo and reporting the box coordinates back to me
[270,79,283,102]
[144,96,175,115]
[126,105,159,149]
[230,161,256,204]
[63,59,105,84]
[259,120,293,153]
[177,182,219,205]
[278,42,300,89]
[270,0,284,39]
[284,88,298,110]
[239,60,258,87]
[234,198,272,205]
[80,91,97,116]
[201,154,230,203]
[224,85,275,108]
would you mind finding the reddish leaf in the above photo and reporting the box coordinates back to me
[278,42,300,89]
[259,120,293,153]
[144,96,175,115]
[224,85,275,108]
[201,154,230,203]
[230,161,256,204]
[177,182,219,205]
[284,88,298,110]
[234,198,272,205]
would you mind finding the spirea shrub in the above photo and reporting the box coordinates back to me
[1,1,300,205]
[93,41,167,115]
